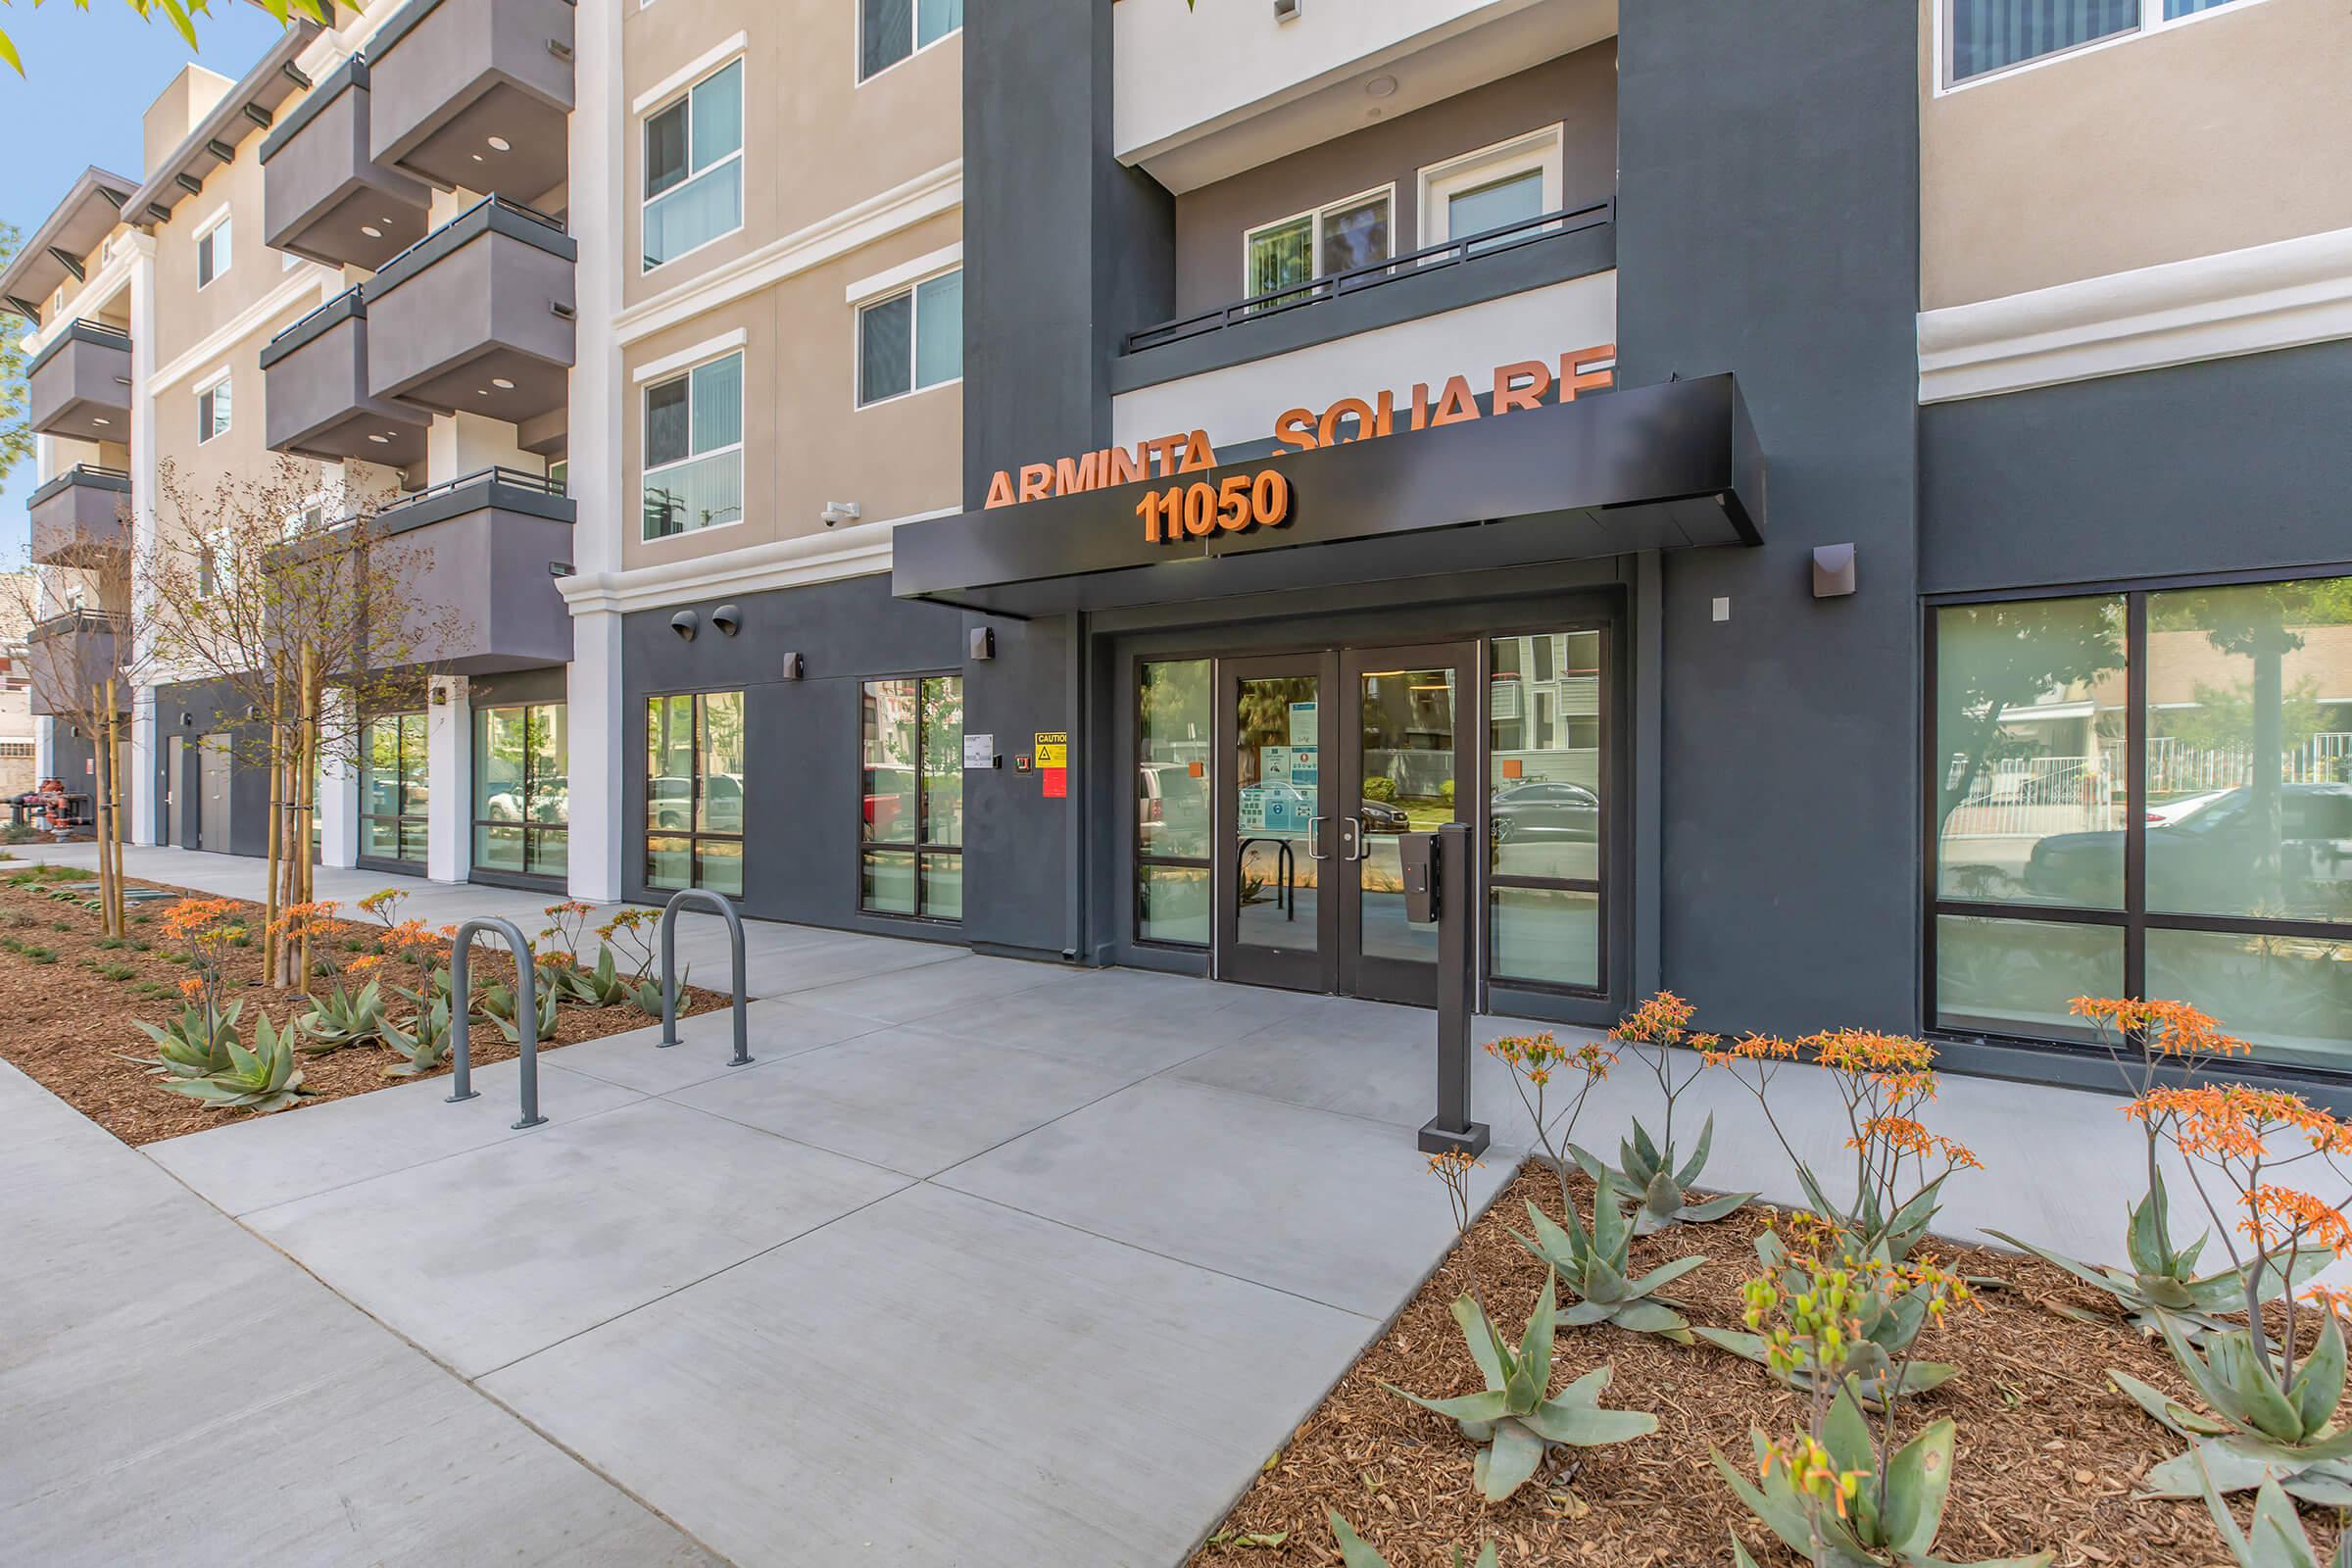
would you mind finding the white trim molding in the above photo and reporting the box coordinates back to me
[152,266,332,392]
[613,159,962,347]
[557,509,956,616]
[1918,225,2352,404]
[632,30,751,116]
[845,242,963,307]
[632,327,748,384]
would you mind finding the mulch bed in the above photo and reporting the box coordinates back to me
[0,863,724,1146]
[1194,1159,2334,1567]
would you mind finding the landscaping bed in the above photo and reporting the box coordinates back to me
[0,863,724,1146]
[1194,1160,2289,1567]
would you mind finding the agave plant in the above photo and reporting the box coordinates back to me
[1693,1226,1957,1406]
[1714,1382,2052,1568]
[1571,1115,1754,1234]
[1509,1172,1701,1342]
[157,1011,309,1114]
[126,1000,244,1080]
[553,945,637,1008]
[2113,1312,2352,1505]
[382,996,458,1079]
[1990,1173,2324,1342]
[2186,1446,2352,1568]
[1328,1511,1496,1568]
[1381,1272,1656,1501]
[476,975,562,1043]
[295,978,389,1054]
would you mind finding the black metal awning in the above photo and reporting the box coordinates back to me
[892,373,1764,619]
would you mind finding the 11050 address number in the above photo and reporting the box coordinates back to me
[1137,470,1292,543]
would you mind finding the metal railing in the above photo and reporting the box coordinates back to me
[28,607,126,639]
[1122,199,1616,355]
[55,462,131,485]
[371,192,569,285]
[268,283,364,350]
[376,465,568,522]
[657,889,752,1068]
[444,916,547,1129]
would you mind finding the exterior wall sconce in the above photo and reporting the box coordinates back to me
[710,604,742,636]
[1811,544,1857,599]
[781,653,805,680]
[670,610,700,641]
[969,626,995,662]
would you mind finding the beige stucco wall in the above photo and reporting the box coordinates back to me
[1921,0,2352,309]
[151,289,328,551]
[617,0,962,312]
[619,208,964,572]
[149,123,300,373]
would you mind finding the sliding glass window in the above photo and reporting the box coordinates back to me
[360,711,428,864]
[1930,577,2352,1069]
[646,692,745,895]
[1136,660,1212,946]
[1487,631,1605,992]
[861,675,962,919]
[474,702,568,881]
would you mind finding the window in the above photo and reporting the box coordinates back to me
[196,376,231,444]
[196,214,231,288]
[1488,630,1606,993]
[1243,186,1394,307]
[1136,660,1211,946]
[361,712,429,864]
[643,59,744,270]
[859,0,961,80]
[642,350,743,540]
[1418,127,1565,247]
[1945,0,2248,85]
[857,269,961,406]
[474,702,568,880]
[860,674,961,919]
[646,691,745,895]
[1929,575,2352,1069]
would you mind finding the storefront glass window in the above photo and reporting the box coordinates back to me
[360,711,427,863]
[474,702,569,881]
[1137,660,1211,946]
[1487,631,1603,992]
[1929,575,2352,1067]
[860,675,961,919]
[646,691,744,895]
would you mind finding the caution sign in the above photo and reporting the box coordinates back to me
[1034,732,1067,768]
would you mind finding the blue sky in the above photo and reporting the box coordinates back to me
[1,2,286,561]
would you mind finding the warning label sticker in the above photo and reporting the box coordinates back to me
[1034,732,1067,769]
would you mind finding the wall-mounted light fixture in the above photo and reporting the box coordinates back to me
[670,610,700,642]
[548,561,575,579]
[710,604,742,636]
[178,710,195,727]
[1811,544,1857,599]
[781,653,805,681]
[968,626,995,662]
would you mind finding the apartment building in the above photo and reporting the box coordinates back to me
[5,0,2346,1096]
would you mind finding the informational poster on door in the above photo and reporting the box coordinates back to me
[1238,785,1266,833]
[1288,702,1316,746]
[1260,745,1321,790]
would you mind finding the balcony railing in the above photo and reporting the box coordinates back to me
[25,320,134,442]
[361,195,577,425]
[1122,199,1616,355]
[27,464,132,566]
[375,464,567,527]
[364,466,575,674]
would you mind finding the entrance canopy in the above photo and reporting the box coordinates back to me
[893,373,1763,618]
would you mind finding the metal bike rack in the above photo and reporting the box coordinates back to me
[445,916,547,1130]
[658,889,751,1067]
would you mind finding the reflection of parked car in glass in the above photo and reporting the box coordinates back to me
[651,773,743,832]
[2025,784,2352,908]
[1489,780,1599,843]
[1358,799,1410,834]
[1139,762,1210,851]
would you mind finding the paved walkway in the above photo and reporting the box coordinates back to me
[3,843,2194,1565]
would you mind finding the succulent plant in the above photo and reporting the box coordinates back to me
[382,996,457,1078]
[156,1010,309,1114]
[1693,1228,1957,1406]
[2114,1310,2352,1506]
[1571,1114,1754,1234]
[476,975,561,1043]
[296,978,389,1054]
[1381,1272,1656,1502]
[553,945,637,1007]
[1327,1510,1496,1568]
[1713,1381,2053,1568]
[127,1001,243,1079]
[1509,1171,1702,1342]
[2185,1445,2352,1568]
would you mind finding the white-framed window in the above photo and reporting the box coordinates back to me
[856,267,961,407]
[195,213,232,289]
[858,0,961,81]
[1417,126,1565,248]
[642,349,744,540]
[195,372,232,445]
[643,58,744,272]
[1242,184,1395,305]
[1942,0,2253,88]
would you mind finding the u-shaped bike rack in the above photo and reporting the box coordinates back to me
[657,889,752,1067]
[444,916,547,1130]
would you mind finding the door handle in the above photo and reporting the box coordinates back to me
[1305,814,1328,861]
[1341,815,1363,861]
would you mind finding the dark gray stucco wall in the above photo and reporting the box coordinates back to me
[1923,341,2352,596]
[1615,1,1923,1035]
[149,678,271,858]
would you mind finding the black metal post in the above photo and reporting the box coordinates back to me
[1418,822,1490,1156]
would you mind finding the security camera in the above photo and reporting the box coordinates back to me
[820,501,860,527]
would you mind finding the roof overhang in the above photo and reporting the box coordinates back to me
[892,372,1764,619]
[0,168,139,324]
[124,20,325,231]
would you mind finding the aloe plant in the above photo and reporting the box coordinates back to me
[1990,1172,2324,1342]
[1381,1272,1656,1501]
[382,996,458,1078]
[296,978,389,1054]
[1509,1172,1701,1342]
[1327,1510,1496,1568]
[1714,1383,2052,1568]
[1571,1114,1754,1234]
[2186,1445,2352,1568]
[126,1000,243,1080]
[157,1011,309,1114]
[2113,1311,2352,1506]
[1694,1228,1957,1406]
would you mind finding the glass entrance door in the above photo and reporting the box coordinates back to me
[1340,645,1475,1005]
[1216,653,1337,992]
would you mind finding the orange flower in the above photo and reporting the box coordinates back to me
[2305,1283,2352,1320]
[347,954,385,974]
[1611,990,1697,1045]
[176,974,204,999]
[544,900,595,918]
[2071,996,2252,1060]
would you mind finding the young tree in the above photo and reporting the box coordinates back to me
[0,1,339,76]
[0,222,30,492]
[141,458,457,987]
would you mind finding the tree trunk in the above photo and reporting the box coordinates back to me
[104,680,124,937]
[264,690,283,988]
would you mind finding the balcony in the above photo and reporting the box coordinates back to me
[259,56,433,271]
[25,321,132,442]
[368,0,574,199]
[368,467,574,674]
[27,465,130,567]
[361,196,576,424]
[24,611,122,718]
[260,287,431,469]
